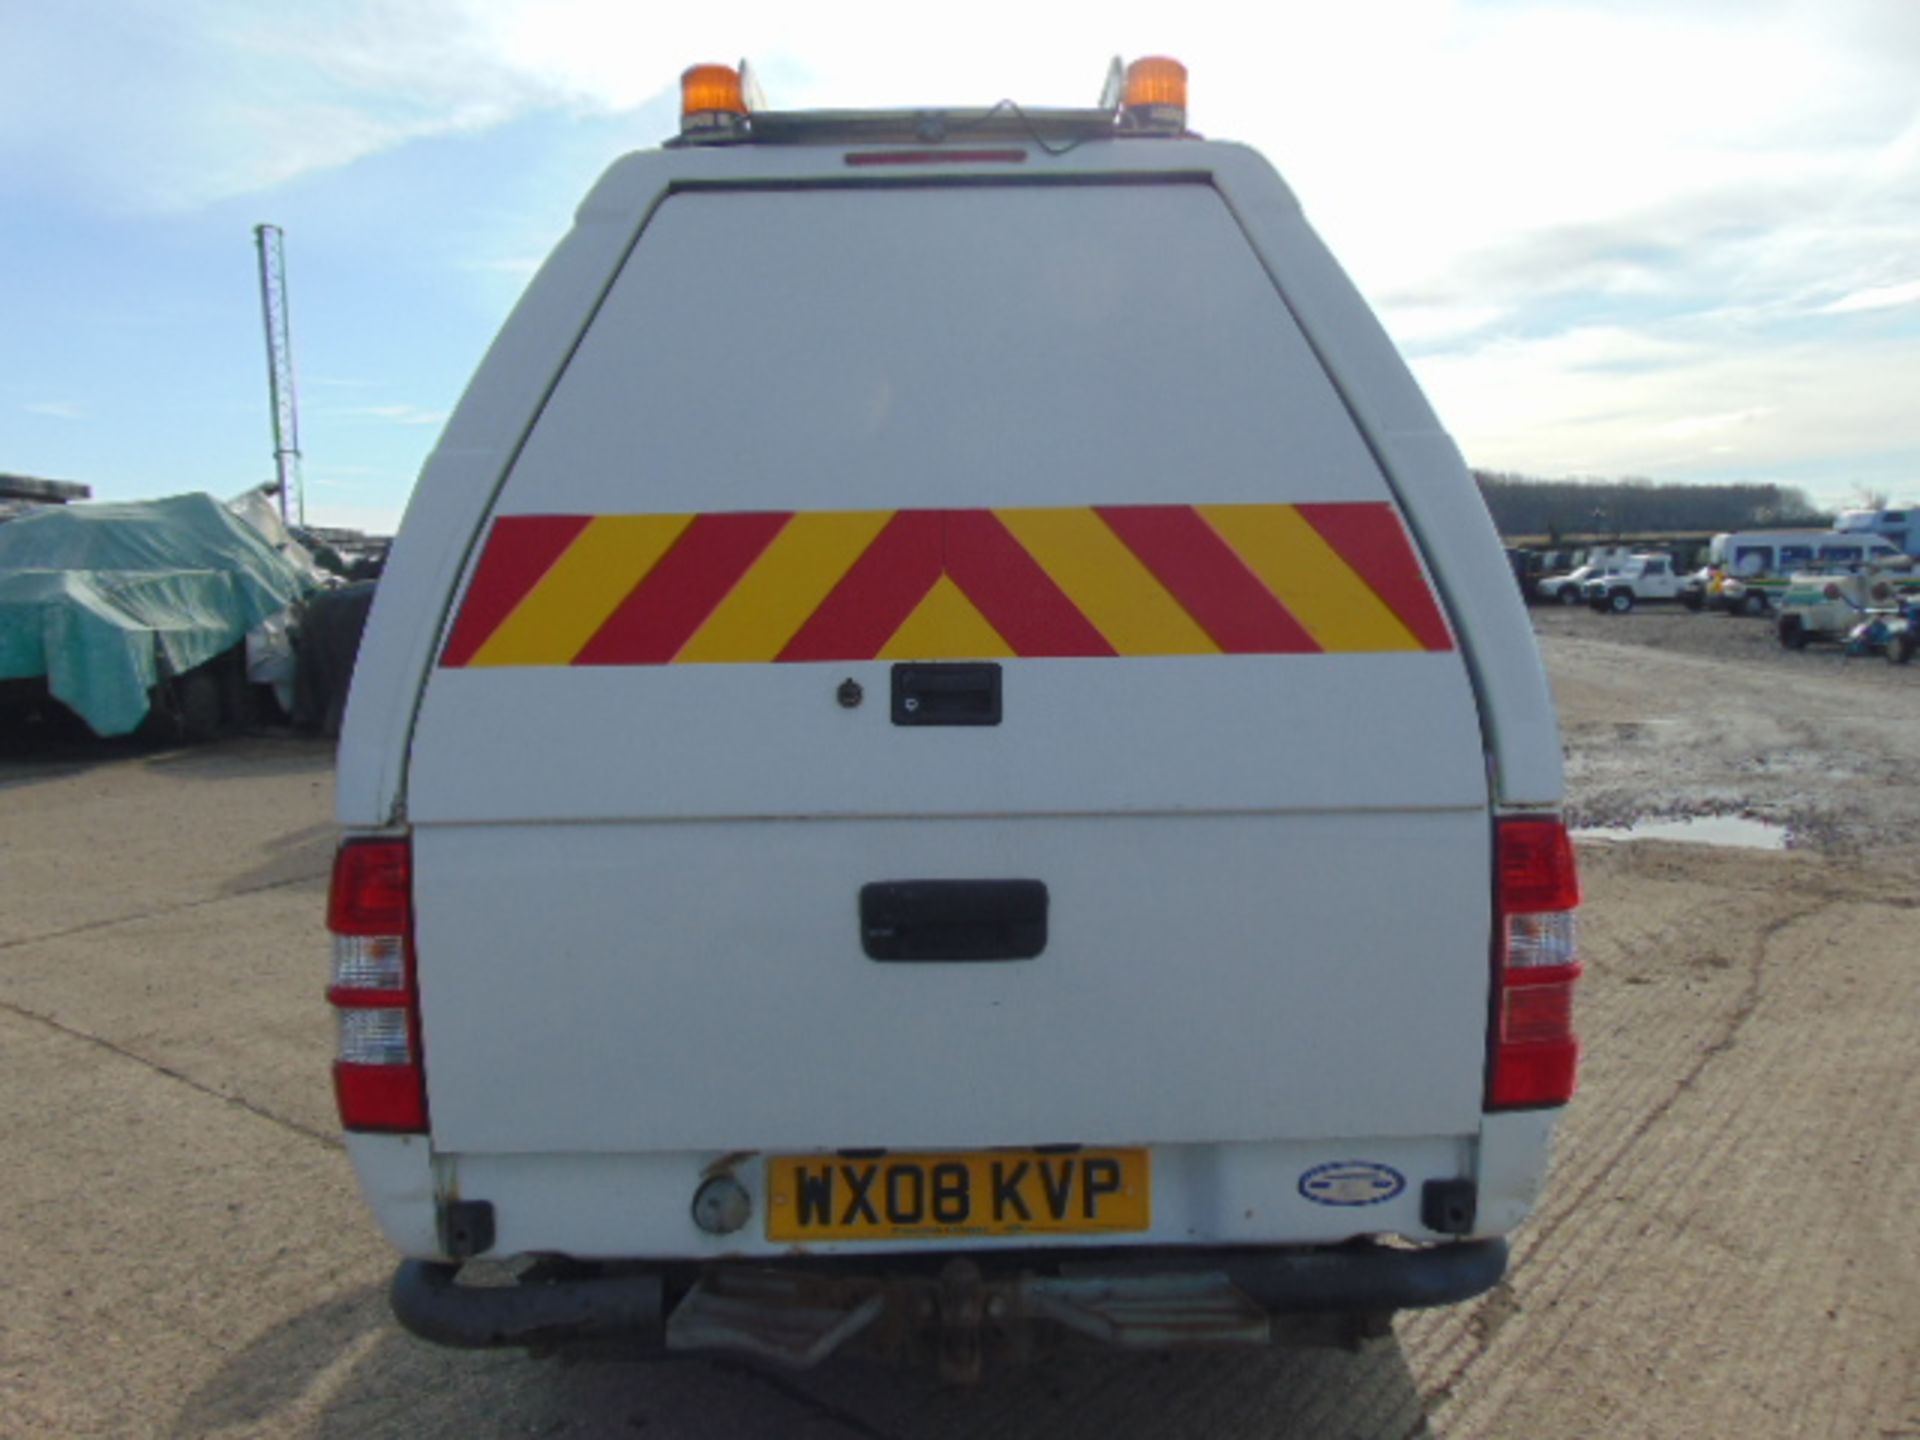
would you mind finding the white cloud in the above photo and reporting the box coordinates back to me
[1821,279,1920,315]
[5,0,1918,510]
[1416,326,1920,480]
[1652,408,1774,441]
[25,401,85,420]
[331,404,450,427]
[460,256,544,279]
[1380,302,1509,346]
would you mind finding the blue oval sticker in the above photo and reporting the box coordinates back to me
[1298,1161,1406,1207]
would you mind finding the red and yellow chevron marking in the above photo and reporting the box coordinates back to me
[439,503,1453,668]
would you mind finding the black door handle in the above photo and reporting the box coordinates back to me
[891,663,1001,726]
[860,880,1047,961]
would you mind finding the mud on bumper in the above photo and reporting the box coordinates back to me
[390,1239,1507,1380]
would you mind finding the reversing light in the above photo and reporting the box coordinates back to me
[681,63,750,140]
[1121,56,1188,133]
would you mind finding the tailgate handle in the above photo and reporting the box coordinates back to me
[860,880,1047,962]
[891,663,1001,726]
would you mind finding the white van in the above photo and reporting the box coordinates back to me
[331,60,1580,1379]
[1834,507,1919,559]
[1705,529,1907,613]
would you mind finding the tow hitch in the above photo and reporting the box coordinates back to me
[390,1240,1505,1382]
[667,1258,1273,1383]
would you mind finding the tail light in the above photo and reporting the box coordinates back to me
[1488,817,1582,1109]
[327,838,427,1132]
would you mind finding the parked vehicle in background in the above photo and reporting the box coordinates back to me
[0,492,318,741]
[1704,530,1908,615]
[1776,570,1904,649]
[1504,547,1541,600]
[1583,553,1683,612]
[1846,602,1919,664]
[1833,506,1920,560]
[1534,564,1600,606]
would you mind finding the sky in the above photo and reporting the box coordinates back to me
[2,0,1916,534]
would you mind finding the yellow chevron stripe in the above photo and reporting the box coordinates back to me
[468,513,692,666]
[677,510,894,663]
[878,575,1015,660]
[1199,505,1420,652]
[995,508,1219,655]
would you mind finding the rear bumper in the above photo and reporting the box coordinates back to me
[391,1238,1507,1376]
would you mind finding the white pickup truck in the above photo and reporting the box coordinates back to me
[330,58,1580,1380]
[1583,553,1683,612]
[1533,564,1600,605]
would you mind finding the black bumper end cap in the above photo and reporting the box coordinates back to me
[389,1260,665,1352]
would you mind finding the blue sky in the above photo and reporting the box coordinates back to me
[3,0,1916,533]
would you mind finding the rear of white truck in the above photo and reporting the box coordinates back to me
[331,61,1580,1377]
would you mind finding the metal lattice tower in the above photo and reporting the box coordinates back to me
[253,224,304,526]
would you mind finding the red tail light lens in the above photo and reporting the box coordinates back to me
[327,838,427,1133]
[328,839,410,934]
[1488,817,1582,1110]
[1496,818,1581,912]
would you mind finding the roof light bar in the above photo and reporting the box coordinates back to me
[673,56,1194,147]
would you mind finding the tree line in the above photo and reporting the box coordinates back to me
[1473,472,1828,541]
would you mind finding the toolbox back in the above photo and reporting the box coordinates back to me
[332,66,1577,1366]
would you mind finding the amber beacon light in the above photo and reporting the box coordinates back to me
[1122,56,1188,131]
[681,64,749,136]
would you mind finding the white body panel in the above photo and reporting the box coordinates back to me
[336,133,1568,1264]
[415,810,1490,1156]
[497,185,1386,515]
[338,142,1564,824]
[411,655,1481,824]
[346,1114,1557,1259]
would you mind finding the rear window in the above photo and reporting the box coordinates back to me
[480,182,1395,521]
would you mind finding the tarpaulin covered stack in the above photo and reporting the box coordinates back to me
[0,492,316,736]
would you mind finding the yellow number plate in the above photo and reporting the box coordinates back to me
[766,1149,1150,1242]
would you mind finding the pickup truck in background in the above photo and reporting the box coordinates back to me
[1584,553,1683,612]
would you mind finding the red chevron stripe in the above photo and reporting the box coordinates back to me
[572,511,792,666]
[439,514,593,667]
[1097,504,1321,653]
[1295,503,1454,650]
[945,510,1116,657]
[777,511,943,662]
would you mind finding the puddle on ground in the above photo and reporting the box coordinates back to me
[1573,814,1791,850]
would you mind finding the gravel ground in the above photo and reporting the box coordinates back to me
[1532,602,1920,851]
[1,610,1915,1438]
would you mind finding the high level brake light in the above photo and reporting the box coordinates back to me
[1488,818,1583,1109]
[327,838,428,1132]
